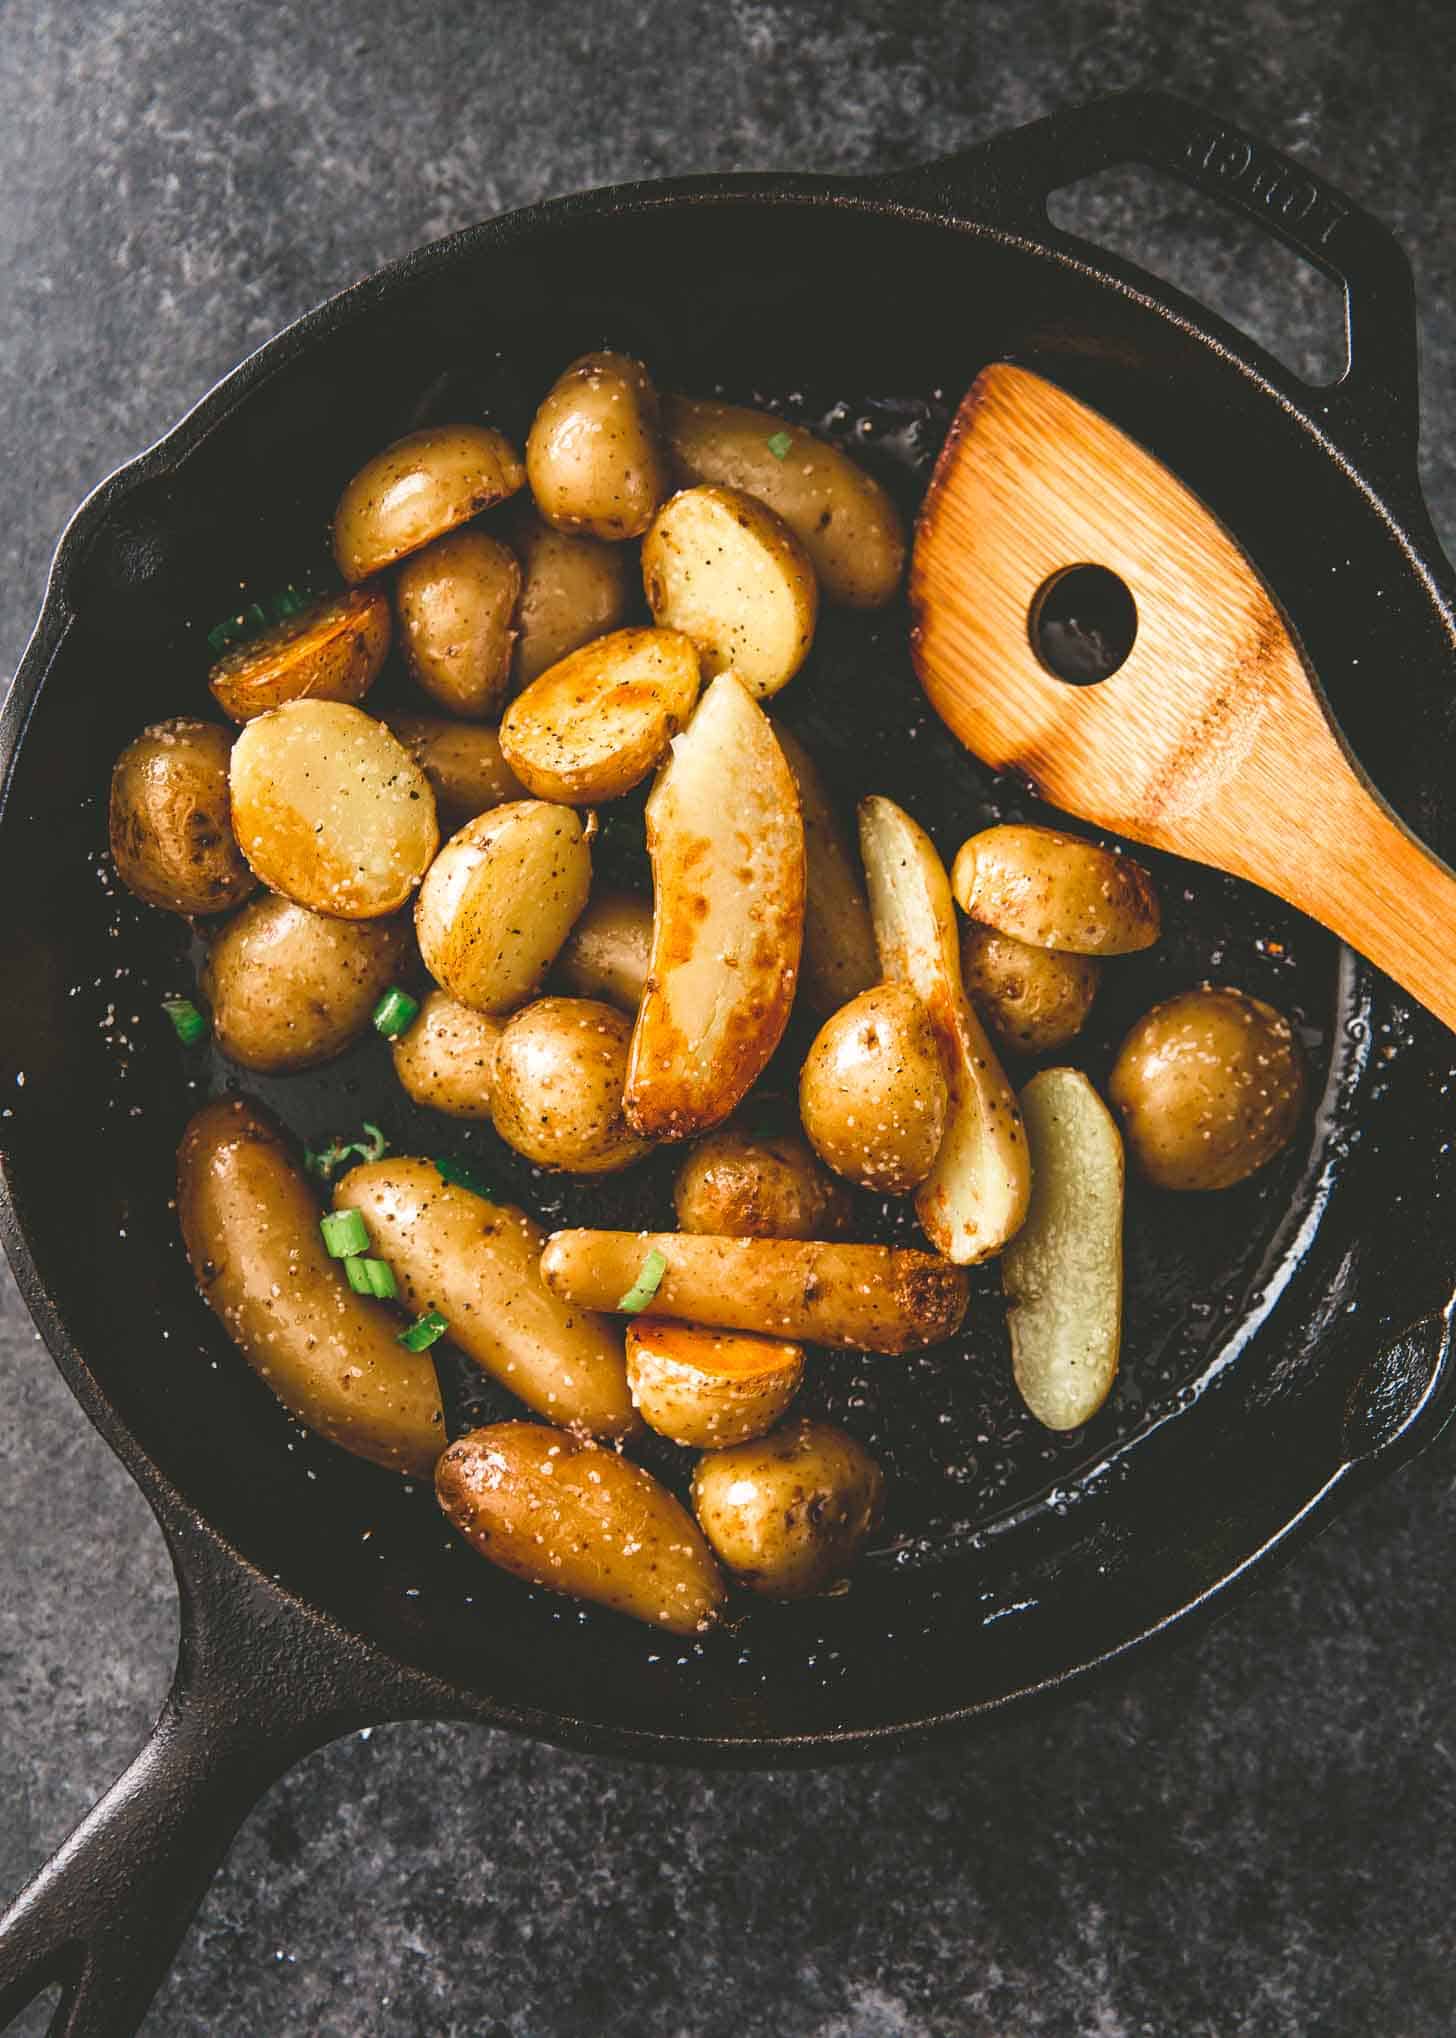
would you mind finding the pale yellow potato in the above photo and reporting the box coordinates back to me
[394,528,521,718]
[859,796,1029,1263]
[332,424,525,583]
[961,924,1100,1056]
[799,983,948,1195]
[177,1099,444,1478]
[208,588,392,723]
[625,673,804,1138]
[229,700,439,919]
[437,1421,725,1633]
[951,824,1160,956]
[625,1321,803,1448]
[664,396,907,609]
[541,1230,969,1356]
[525,351,671,541]
[772,724,878,1016]
[202,893,411,1074]
[673,1127,852,1239]
[553,888,652,1011]
[490,996,652,1174]
[1108,985,1305,1191]
[499,626,701,804]
[690,1420,884,1597]
[414,800,591,1014]
[382,715,527,833]
[336,1160,637,1437]
[642,485,818,700]
[390,990,502,1119]
[508,505,634,688]
[109,718,257,916]
[1003,1068,1124,1430]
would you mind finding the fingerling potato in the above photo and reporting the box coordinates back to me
[772,724,878,1016]
[499,626,701,804]
[415,800,592,1014]
[690,1420,884,1597]
[673,1127,852,1239]
[203,894,412,1074]
[951,824,1160,956]
[960,924,1100,1056]
[553,888,652,1011]
[626,1321,803,1448]
[109,717,257,916]
[394,528,521,718]
[799,983,948,1194]
[490,997,653,1173]
[642,485,817,700]
[391,990,502,1119]
[208,587,391,722]
[382,714,527,833]
[333,423,525,583]
[508,505,634,688]
[525,351,671,541]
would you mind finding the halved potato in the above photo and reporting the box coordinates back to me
[382,715,527,833]
[499,626,701,804]
[415,800,592,1014]
[673,1127,852,1239]
[109,718,257,916]
[394,528,521,718]
[625,1320,803,1448]
[951,824,1160,956]
[772,723,878,1016]
[203,893,412,1074]
[490,996,653,1174]
[390,990,502,1119]
[525,351,671,541]
[553,888,652,1011]
[332,424,525,583]
[508,505,634,688]
[642,485,818,700]
[859,796,1030,1263]
[208,588,391,722]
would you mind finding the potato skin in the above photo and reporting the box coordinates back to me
[499,626,701,805]
[177,1098,444,1477]
[525,351,671,541]
[960,924,1100,1055]
[1108,985,1305,1191]
[625,1321,803,1448]
[109,717,257,916]
[773,724,878,1016]
[332,424,525,582]
[690,1420,884,1597]
[642,485,818,701]
[437,1422,725,1633]
[415,800,592,1014]
[553,888,652,1011]
[508,505,634,689]
[202,893,411,1074]
[391,989,501,1119]
[382,714,527,833]
[952,824,1160,956]
[673,1127,852,1239]
[394,528,522,718]
[208,588,391,722]
[490,997,652,1174]
[799,983,949,1195]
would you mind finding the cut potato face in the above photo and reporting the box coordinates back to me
[490,996,653,1174]
[553,887,652,1011]
[209,588,391,723]
[499,626,701,805]
[382,715,527,833]
[508,505,634,688]
[525,351,671,541]
[332,424,525,583]
[673,1126,852,1240]
[798,983,949,1195]
[1003,1068,1124,1430]
[772,724,878,1017]
[859,796,1030,1263]
[415,800,591,1014]
[951,824,1160,956]
[109,717,257,917]
[961,923,1100,1056]
[625,1320,804,1449]
[690,1420,884,1597]
[394,527,522,718]
[203,893,411,1074]
[642,485,818,700]
[390,990,502,1120]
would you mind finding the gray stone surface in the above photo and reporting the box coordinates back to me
[2,2,1456,2032]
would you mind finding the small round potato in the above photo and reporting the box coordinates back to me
[799,983,949,1194]
[490,996,652,1173]
[109,718,257,916]
[951,824,1160,956]
[1108,984,1306,1191]
[642,484,818,700]
[390,989,502,1119]
[625,1321,804,1449]
[383,714,526,833]
[394,527,522,718]
[508,506,634,689]
[229,700,439,918]
[553,888,652,1011]
[208,588,391,722]
[690,1420,884,1599]
[202,893,411,1073]
[499,626,700,804]
[673,1126,853,1239]
[415,800,592,1014]
[525,351,671,541]
[961,923,1100,1055]
[332,423,525,583]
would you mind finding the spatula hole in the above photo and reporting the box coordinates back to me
[1029,564,1138,684]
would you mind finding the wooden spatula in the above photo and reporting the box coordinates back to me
[911,363,1456,1031]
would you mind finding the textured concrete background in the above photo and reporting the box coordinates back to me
[3,3,1456,2033]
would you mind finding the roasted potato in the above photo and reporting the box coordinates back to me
[490,997,652,1174]
[229,700,438,918]
[798,983,949,1194]
[438,1422,725,1633]
[525,351,671,541]
[336,1160,637,1437]
[390,989,501,1119]
[332,424,525,583]
[508,505,634,688]
[394,528,521,718]
[202,894,411,1074]
[673,1127,852,1239]
[109,717,257,916]
[1108,985,1306,1191]
[415,800,592,1014]
[382,714,527,833]
[208,588,391,723]
[177,1099,443,1477]
[952,824,1160,956]
[772,724,878,1017]
[499,626,700,804]
[664,396,907,609]
[541,1230,969,1355]
[625,674,804,1138]
[690,1420,884,1597]
[625,1321,804,1449]
[553,888,652,1011]
[642,485,818,700]
[960,924,1100,1056]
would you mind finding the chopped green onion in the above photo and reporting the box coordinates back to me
[373,987,420,1039]
[435,1155,493,1199]
[343,1255,373,1295]
[398,1308,449,1352]
[320,1208,370,1259]
[306,1120,390,1183]
[270,585,312,620]
[162,997,209,1047]
[765,429,793,460]
[344,1255,398,1299]
[617,1247,668,1313]
[206,601,268,655]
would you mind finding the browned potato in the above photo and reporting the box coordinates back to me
[642,485,818,700]
[109,718,257,916]
[437,1422,725,1633]
[394,528,521,718]
[798,983,949,1194]
[553,888,652,1011]
[961,923,1100,1055]
[336,1160,637,1437]
[508,505,634,688]
[952,824,1160,956]
[229,700,438,918]
[490,997,652,1174]
[202,894,411,1074]
[332,424,525,583]
[499,626,700,804]
[525,351,671,541]
[625,1321,803,1449]
[208,588,391,722]
[390,990,502,1119]
[177,1098,443,1477]
[541,1230,969,1355]
[382,715,527,833]
[415,800,592,1014]
[772,724,878,1016]
[1108,985,1305,1191]
[673,1127,852,1239]
[690,1420,884,1597]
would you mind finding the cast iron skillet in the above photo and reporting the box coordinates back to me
[2,90,1455,2038]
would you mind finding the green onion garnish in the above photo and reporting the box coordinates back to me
[398,1308,448,1352]
[345,1255,397,1299]
[343,1255,373,1295]
[617,1247,668,1313]
[270,585,311,620]
[206,602,268,655]
[162,997,209,1047]
[373,987,420,1040]
[321,1208,369,1259]
[435,1155,493,1199]
[765,430,793,460]
[306,1121,389,1183]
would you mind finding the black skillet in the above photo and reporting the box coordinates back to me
[2,90,1455,2038]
